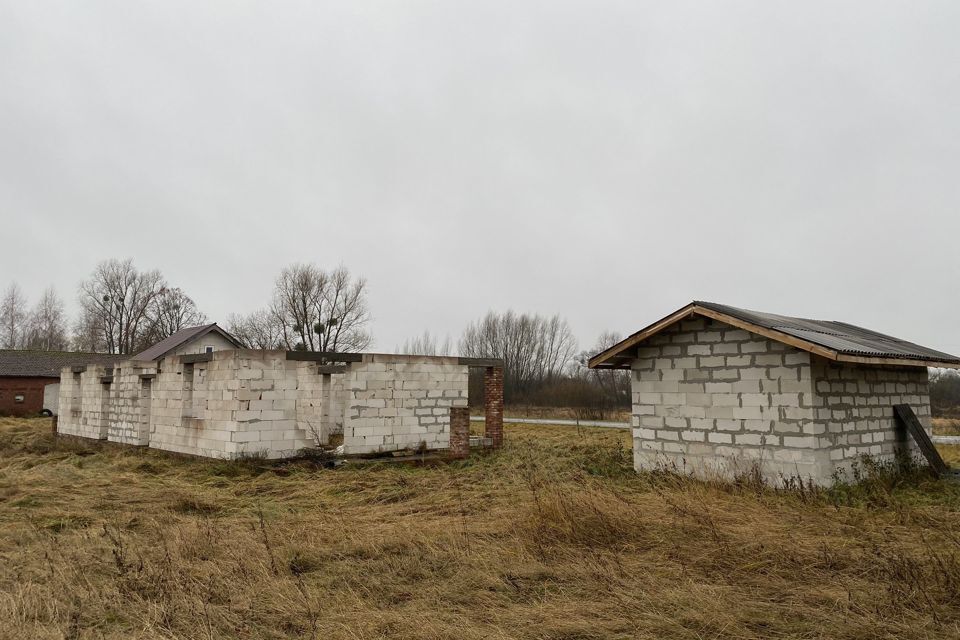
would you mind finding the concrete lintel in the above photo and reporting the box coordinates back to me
[316,365,347,374]
[285,351,363,363]
[181,352,213,364]
[457,357,503,368]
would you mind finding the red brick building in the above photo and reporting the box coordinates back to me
[0,351,120,416]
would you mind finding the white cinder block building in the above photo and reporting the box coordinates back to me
[57,344,504,459]
[589,302,960,486]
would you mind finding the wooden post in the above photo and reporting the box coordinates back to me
[893,404,951,477]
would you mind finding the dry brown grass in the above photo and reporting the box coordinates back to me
[2,416,960,639]
[933,418,960,436]
[500,405,631,422]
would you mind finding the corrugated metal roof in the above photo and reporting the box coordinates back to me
[694,301,960,364]
[132,323,240,361]
[0,350,123,378]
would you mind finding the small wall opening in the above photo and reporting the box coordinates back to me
[182,363,194,419]
[139,377,153,444]
[70,371,82,415]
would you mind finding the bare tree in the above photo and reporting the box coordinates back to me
[459,310,577,398]
[77,259,168,354]
[0,283,28,349]
[24,287,68,351]
[399,330,453,355]
[226,309,284,349]
[270,264,372,352]
[574,330,630,407]
[535,314,579,382]
[72,307,107,353]
[142,287,207,345]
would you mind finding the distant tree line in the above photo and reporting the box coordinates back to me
[0,284,69,351]
[1,259,207,354]
[931,369,960,416]
[400,312,630,415]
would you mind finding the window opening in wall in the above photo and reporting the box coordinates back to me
[14,394,24,403]
[71,371,82,413]
[205,346,214,353]
[182,363,195,418]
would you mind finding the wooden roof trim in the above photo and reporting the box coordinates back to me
[587,305,697,368]
[835,353,960,369]
[588,303,841,369]
[589,303,960,370]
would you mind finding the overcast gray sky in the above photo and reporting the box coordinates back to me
[1,1,958,355]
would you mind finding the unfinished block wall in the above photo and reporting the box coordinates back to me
[106,363,157,446]
[632,316,822,480]
[59,351,487,460]
[57,365,113,440]
[630,316,932,485]
[342,354,469,454]
[148,351,316,459]
[812,359,929,471]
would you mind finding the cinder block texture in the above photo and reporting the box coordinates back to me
[56,365,113,440]
[629,317,932,486]
[341,354,469,455]
[147,350,316,459]
[58,350,471,460]
[106,362,156,446]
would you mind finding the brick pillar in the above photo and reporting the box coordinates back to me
[449,407,470,458]
[484,366,504,448]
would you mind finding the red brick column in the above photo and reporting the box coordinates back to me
[484,366,504,448]
[449,407,470,458]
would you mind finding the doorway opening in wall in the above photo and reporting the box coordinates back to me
[457,362,505,455]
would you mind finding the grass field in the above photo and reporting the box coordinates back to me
[2,417,960,639]
[933,417,960,436]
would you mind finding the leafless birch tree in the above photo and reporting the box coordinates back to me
[0,283,28,349]
[24,287,68,350]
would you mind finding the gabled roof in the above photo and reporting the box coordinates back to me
[0,350,123,378]
[133,323,241,361]
[589,301,960,370]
